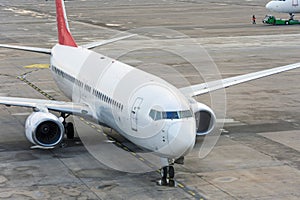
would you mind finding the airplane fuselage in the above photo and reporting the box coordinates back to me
[50,44,196,159]
[266,0,300,13]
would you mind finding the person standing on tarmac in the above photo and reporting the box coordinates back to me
[252,15,256,24]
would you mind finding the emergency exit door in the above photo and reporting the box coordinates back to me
[131,97,143,131]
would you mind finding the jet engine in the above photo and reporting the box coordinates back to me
[192,102,216,136]
[25,112,64,147]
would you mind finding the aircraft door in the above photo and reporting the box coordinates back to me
[293,0,298,6]
[131,97,143,131]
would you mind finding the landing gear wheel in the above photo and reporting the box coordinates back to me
[169,166,174,178]
[161,166,168,179]
[65,122,74,139]
[157,167,168,186]
[168,165,175,187]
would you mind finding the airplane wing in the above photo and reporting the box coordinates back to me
[180,62,300,97]
[81,34,137,49]
[0,97,92,116]
[0,44,51,54]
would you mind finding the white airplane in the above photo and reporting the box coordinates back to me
[266,0,300,19]
[1,0,300,186]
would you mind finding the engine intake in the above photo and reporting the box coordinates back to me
[192,102,216,136]
[25,112,64,147]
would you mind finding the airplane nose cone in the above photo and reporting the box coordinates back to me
[167,121,196,158]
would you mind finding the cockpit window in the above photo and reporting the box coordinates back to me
[149,109,192,120]
[163,111,179,119]
[149,109,156,120]
[156,111,162,120]
[178,110,193,118]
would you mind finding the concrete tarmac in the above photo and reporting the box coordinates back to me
[0,0,300,199]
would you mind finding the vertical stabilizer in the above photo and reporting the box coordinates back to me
[55,0,77,47]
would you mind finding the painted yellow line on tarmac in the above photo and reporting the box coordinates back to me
[24,64,49,69]
[177,183,184,188]
[188,191,196,196]
[138,157,145,161]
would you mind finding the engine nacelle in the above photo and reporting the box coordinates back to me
[191,102,216,136]
[25,112,64,147]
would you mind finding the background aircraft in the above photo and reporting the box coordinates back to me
[0,0,300,186]
[266,0,300,19]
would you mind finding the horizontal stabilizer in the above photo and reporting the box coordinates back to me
[0,44,51,54]
[82,34,137,49]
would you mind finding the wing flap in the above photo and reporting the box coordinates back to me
[180,62,300,97]
[0,97,92,116]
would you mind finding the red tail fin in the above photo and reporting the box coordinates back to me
[55,0,77,47]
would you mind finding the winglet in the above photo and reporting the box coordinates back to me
[55,0,77,47]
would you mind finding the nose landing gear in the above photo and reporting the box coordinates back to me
[157,165,176,187]
[156,157,185,186]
